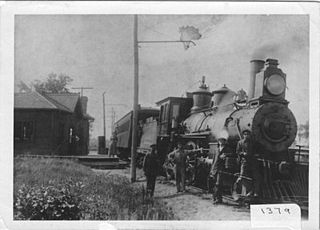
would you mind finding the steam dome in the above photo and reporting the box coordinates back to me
[191,76,213,113]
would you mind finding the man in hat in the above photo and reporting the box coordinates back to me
[236,129,260,197]
[168,141,201,193]
[168,141,188,193]
[209,137,234,204]
[143,144,159,197]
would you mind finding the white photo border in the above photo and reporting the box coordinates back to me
[0,1,319,230]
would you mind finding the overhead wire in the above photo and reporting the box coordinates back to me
[139,16,180,41]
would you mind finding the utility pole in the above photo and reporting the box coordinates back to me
[129,16,200,183]
[72,87,93,97]
[131,14,139,182]
[111,107,116,132]
[102,92,106,140]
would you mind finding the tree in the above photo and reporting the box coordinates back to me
[297,120,309,146]
[32,73,73,94]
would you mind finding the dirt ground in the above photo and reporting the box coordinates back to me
[94,168,250,220]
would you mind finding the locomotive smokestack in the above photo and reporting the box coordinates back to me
[249,60,265,100]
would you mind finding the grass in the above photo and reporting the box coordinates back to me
[14,156,174,220]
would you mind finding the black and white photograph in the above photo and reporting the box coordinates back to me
[0,2,319,230]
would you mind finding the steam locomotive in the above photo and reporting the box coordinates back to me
[114,58,308,206]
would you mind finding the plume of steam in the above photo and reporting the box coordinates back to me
[210,111,230,141]
[217,129,229,140]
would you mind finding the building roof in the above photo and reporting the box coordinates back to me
[44,93,80,113]
[83,113,95,121]
[155,96,193,106]
[14,91,94,120]
[14,91,58,110]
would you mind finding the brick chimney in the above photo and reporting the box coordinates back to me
[80,96,88,114]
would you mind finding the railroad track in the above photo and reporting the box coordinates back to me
[186,184,308,214]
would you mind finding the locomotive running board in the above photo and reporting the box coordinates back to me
[180,134,208,138]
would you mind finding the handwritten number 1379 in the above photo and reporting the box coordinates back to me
[261,208,291,215]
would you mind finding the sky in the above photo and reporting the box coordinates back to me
[14,15,309,139]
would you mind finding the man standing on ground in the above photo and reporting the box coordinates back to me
[236,129,261,197]
[143,144,159,197]
[168,141,200,193]
[168,142,189,193]
[208,137,234,204]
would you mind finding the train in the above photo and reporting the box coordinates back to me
[113,58,308,207]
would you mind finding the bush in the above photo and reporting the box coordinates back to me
[14,157,174,220]
[14,181,83,220]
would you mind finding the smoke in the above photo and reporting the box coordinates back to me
[200,15,228,39]
[251,43,282,60]
[217,129,229,140]
[251,36,307,61]
[250,16,308,61]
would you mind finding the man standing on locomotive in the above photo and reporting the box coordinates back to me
[143,144,160,197]
[208,137,234,204]
[236,129,261,197]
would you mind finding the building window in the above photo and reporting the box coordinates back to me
[14,121,34,142]
[172,104,180,119]
[163,103,168,122]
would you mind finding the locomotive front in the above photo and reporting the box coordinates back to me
[226,59,297,156]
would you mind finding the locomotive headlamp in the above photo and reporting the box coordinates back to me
[265,74,286,95]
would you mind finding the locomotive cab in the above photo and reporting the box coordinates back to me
[156,97,193,137]
[156,96,193,163]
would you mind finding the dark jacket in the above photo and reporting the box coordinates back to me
[143,152,159,177]
[209,145,234,177]
[236,138,254,163]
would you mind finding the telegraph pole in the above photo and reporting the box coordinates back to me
[131,14,139,182]
[102,92,106,139]
[111,107,116,132]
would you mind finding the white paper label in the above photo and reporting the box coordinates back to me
[250,203,301,230]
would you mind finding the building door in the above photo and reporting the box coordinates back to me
[68,127,76,155]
